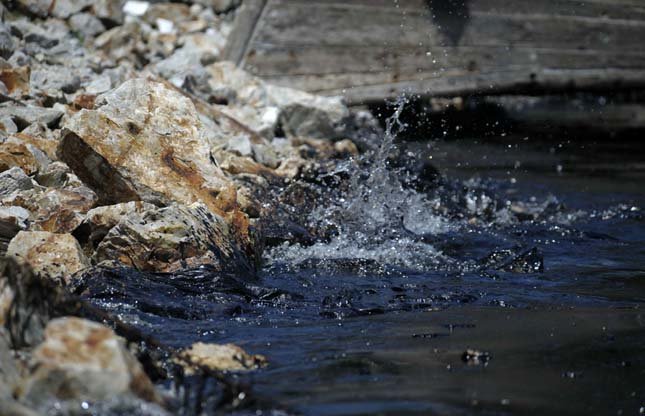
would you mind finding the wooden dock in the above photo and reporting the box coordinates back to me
[223,0,645,105]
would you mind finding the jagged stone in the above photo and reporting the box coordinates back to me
[0,104,63,129]
[59,78,237,214]
[69,12,106,38]
[0,66,30,97]
[34,161,84,189]
[21,317,162,405]
[175,342,267,374]
[50,0,93,19]
[2,185,97,233]
[0,206,31,255]
[206,62,349,140]
[94,202,258,274]
[6,231,90,284]
[0,138,41,175]
[0,167,34,199]
[0,24,15,60]
[72,201,156,255]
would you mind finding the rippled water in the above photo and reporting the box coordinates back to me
[78,106,645,415]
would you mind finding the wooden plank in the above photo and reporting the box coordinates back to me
[236,0,645,102]
[265,68,645,103]
[221,0,267,65]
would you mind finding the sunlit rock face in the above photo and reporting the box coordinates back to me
[94,202,259,274]
[6,231,90,284]
[59,78,236,217]
[21,317,161,406]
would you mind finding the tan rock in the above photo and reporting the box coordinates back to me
[0,139,41,175]
[59,78,237,217]
[73,201,156,255]
[94,202,258,273]
[6,231,90,284]
[0,66,30,97]
[175,342,267,374]
[3,185,97,233]
[22,317,161,405]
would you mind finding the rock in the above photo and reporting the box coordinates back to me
[2,185,97,233]
[59,78,237,217]
[0,116,18,135]
[21,317,162,405]
[155,32,224,80]
[122,0,149,17]
[72,200,155,254]
[6,231,90,284]
[0,167,34,199]
[0,66,31,96]
[34,161,84,188]
[0,24,15,60]
[206,62,349,140]
[0,104,63,129]
[0,205,31,254]
[69,12,106,38]
[14,0,54,18]
[175,342,266,374]
[30,66,81,95]
[0,138,41,175]
[92,0,125,25]
[334,139,359,156]
[84,74,112,95]
[14,128,58,161]
[51,0,93,19]
[0,256,62,349]
[94,202,258,274]
[0,329,35,416]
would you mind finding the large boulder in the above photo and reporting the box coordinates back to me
[94,202,259,274]
[6,231,90,284]
[20,317,161,406]
[58,78,237,217]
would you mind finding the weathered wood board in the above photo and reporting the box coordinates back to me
[224,0,645,104]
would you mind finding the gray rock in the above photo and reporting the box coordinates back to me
[31,67,81,95]
[14,0,53,18]
[0,24,15,60]
[69,12,106,38]
[93,0,125,25]
[0,116,17,135]
[23,32,59,49]
[0,167,34,199]
[51,0,93,19]
[0,104,63,128]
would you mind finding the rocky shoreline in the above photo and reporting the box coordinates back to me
[0,0,384,413]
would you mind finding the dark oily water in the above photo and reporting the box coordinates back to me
[79,104,645,415]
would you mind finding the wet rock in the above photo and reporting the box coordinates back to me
[0,65,30,96]
[0,104,63,129]
[6,231,90,284]
[59,78,236,216]
[0,137,41,174]
[94,202,257,274]
[0,167,34,199]
[21,316,162,406]
[175,342,266,374]
[72,200,156,254]
[69,12,106,38]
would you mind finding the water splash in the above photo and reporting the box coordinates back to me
[267,96,451,271]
